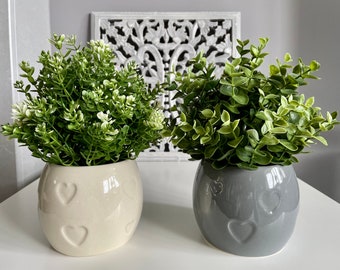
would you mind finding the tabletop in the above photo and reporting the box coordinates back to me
[1,161,340,270]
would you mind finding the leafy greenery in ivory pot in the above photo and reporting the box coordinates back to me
[165,38,338,170]
[1,34,164,166]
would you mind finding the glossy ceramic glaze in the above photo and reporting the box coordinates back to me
[38,160,143,256]
[193,161,299,257]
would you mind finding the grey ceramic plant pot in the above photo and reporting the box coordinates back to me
[193,161,299,257]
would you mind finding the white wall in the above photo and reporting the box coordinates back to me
[0,0,17,201]
[294,0,340,114]
[290,0,340,202]
[13,0,51,188]
[0,0,50,201]
[49,0,295,65]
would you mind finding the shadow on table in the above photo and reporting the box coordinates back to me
[0,189,52,253]
[141,201,205,246]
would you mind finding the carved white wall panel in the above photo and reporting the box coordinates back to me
[91,12,241,160]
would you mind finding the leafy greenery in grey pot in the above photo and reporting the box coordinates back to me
[1,34,164,166]
[164,38,338,170]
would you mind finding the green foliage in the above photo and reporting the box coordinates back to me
[1,34,164,166]
[165,38,338,170]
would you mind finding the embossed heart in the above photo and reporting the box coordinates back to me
[210,179,224,197]
[227,220,256,244]
[62,225,88,247]
[259,190,281,215]
[125,219,136,234]
[56,182,77,205]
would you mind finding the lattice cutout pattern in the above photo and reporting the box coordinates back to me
[91,12,240,159]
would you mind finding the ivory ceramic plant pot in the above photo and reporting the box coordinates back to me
[38,159,143,256]
[193,161,299,257]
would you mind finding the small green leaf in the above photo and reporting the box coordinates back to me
[251,58,264,68]
[231,119,240,131]
[232,89,249,105]
[194,125,205,135]
[256,110,272,121]
[180,112,187,122]
[250,45,259,56]
[193,63,204,71]
[265,94,279,100]
[218,125,233,135]
[309,60,320,71]
[209,133,220,146]
[221,110,230,123]
[280,96,289,107]
[200,136,211,145]
[270,65,279,76]
[179,123,193,132]
[279,140,299,151]
[280,66,287,76]
[236,147,253,162]
[326,111,333,123]
[259,37,269,46]
[232,76,248,87]
[284,53,292,62]
[224,63,233,75]
[223,101,240,114]
[192,133,200,140]
[237,163,258,170]
[211,160,228,170]
[304,74,319,80]
[277,107,290,116]
[216,149,234,161]
[242,67,252,77]
[232,58,242,67]
[201,109,214,118]
[220,85,233,96]
[288,111,301,124]
[259,134,279,146]
[247,129,260,141]
[166,82,178,90]
[314,135,328,145]
[228,135,244,148]
[247,78,258,90]
[204,145,218,158]
[270,127,287,134]
[253,150,272,165]
[267,144,284,153]
[293,64,301,74]
[305,96,315,107]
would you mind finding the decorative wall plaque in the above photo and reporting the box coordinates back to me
[91,12,241,160]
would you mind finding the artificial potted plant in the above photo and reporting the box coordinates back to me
[164,38,338,256]
[1,34,164,256]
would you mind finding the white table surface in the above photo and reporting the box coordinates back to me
[1,161,340,270]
